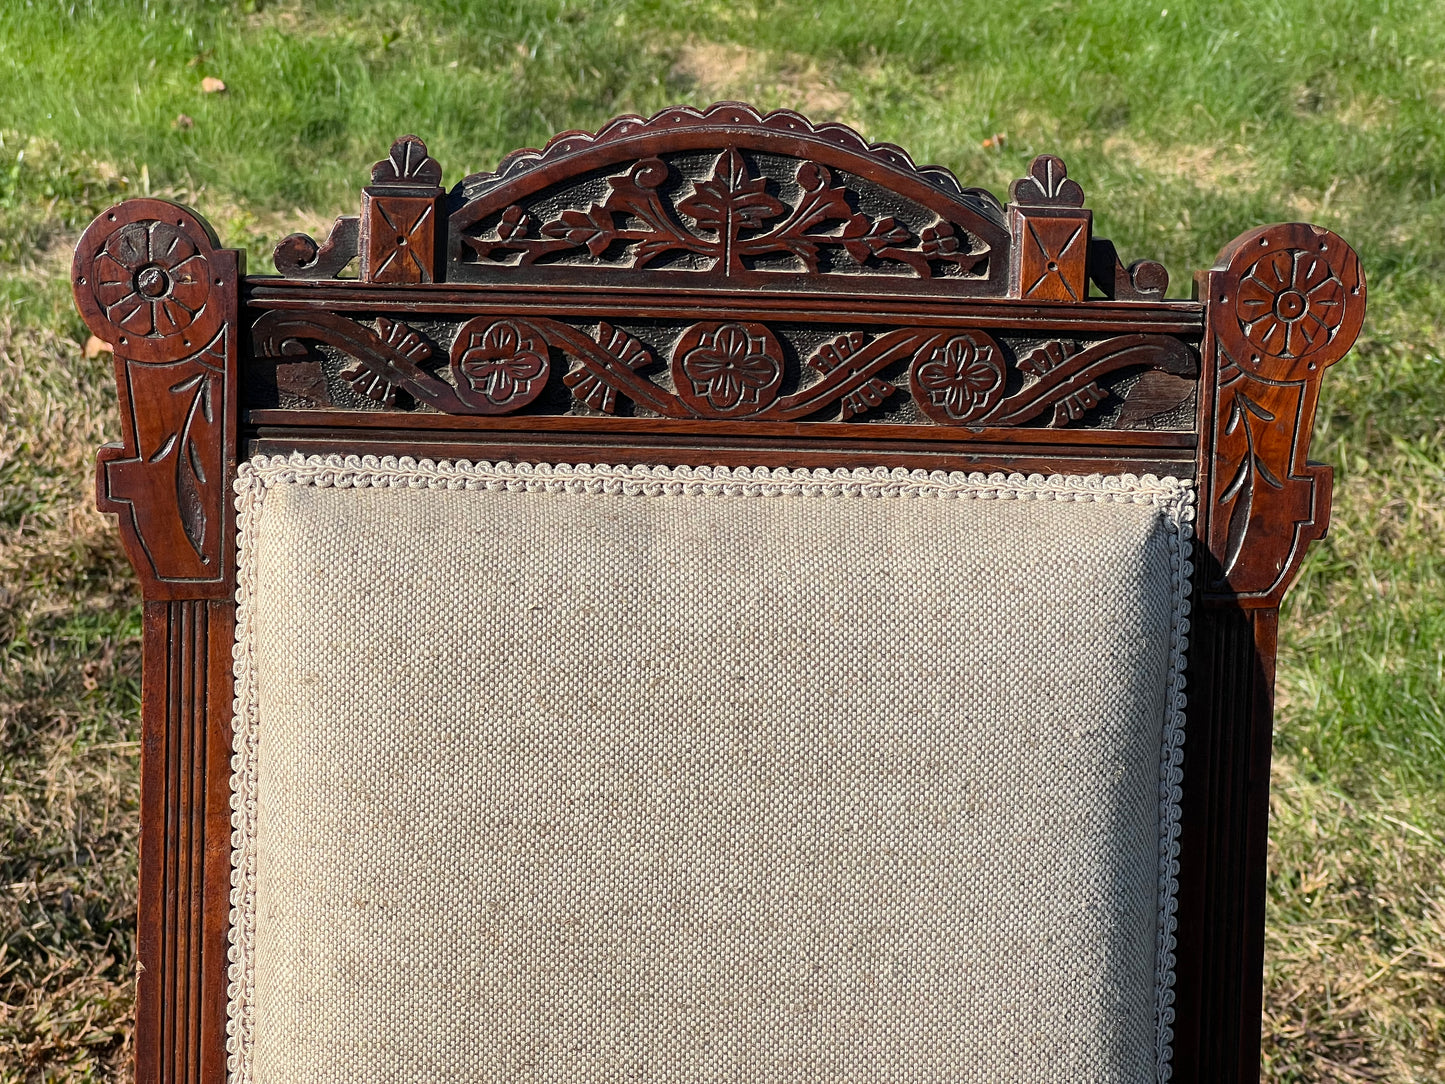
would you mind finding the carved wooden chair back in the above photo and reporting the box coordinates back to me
[72,104,1365,1084]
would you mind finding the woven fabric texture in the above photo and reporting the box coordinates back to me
[228,456,1193,1084]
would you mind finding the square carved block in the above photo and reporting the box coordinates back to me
[1010,208,1092,301]
[360,191,442,284]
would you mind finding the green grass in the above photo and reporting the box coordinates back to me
[1,0,1442,1079]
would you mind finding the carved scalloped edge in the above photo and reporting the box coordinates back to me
[225,452,1193,1081]
[454,101,1003,216]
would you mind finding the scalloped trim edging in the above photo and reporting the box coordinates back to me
[452,101,1004,216]
[225,453,1194,1084]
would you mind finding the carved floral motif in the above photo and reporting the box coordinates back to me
[909,333,1006,424]
[257,310,1199,431]
[463,149,986,278]
[93,221,211,338]
[673,322,783,415]
[451,319,549,410]
[1236,248,1344,363]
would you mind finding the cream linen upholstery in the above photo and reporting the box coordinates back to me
[228,456,1193,1084]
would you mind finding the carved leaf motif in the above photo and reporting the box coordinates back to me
[1219,388,1284,575]
[498,205,533,241]
[544,206,620,258]
[169,370,213,558]
[1049,381,1107,426]
[840,213,915,267]
[1017,340,1075,377]
[678,148,786,239]
[1116,369,1196,429]
[370,134,442,187]
[840,378,896,419]
[462,150,986,279]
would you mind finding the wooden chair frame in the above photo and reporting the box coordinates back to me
[72,103,1365,1084]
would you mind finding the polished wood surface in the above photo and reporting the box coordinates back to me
[74,103,1366,1084]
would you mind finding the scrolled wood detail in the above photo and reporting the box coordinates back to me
[76,199,239,598]
[272,216,359,278]
[995,334,1197,427]
[1202,222,1366,604]
[1088,237,1170,301]
[251,308,1199,431]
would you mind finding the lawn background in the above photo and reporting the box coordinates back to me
[1,0,1442,1080]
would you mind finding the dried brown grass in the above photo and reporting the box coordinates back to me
[1,315,140,1083]
[1262,759,1445,1082]
[669,39,856,123]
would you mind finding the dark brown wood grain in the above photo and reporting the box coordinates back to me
[75,105,1367,1084]
[133,600,236,1084]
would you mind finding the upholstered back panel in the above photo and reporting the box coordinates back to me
[228,457,1192,1084]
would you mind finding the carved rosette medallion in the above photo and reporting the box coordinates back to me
[671,322,784,417]
[909,332,1006,424]
[74,203,226,362]
[1214,223,1363,383]
[1205,222,1365,602]
[449,318,551,413]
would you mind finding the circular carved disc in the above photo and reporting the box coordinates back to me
[909,330,1006,425]
[449,317,551,414]
[1213,223,1365,382]
[72,199,224,363]
[671,321,785,418]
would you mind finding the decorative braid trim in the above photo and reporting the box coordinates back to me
[225,453,1194,1084]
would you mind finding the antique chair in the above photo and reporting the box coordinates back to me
[74,104,1365,1084]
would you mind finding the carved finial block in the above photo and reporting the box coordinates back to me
[1007,155,1091,301]
[361,135,444,284]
